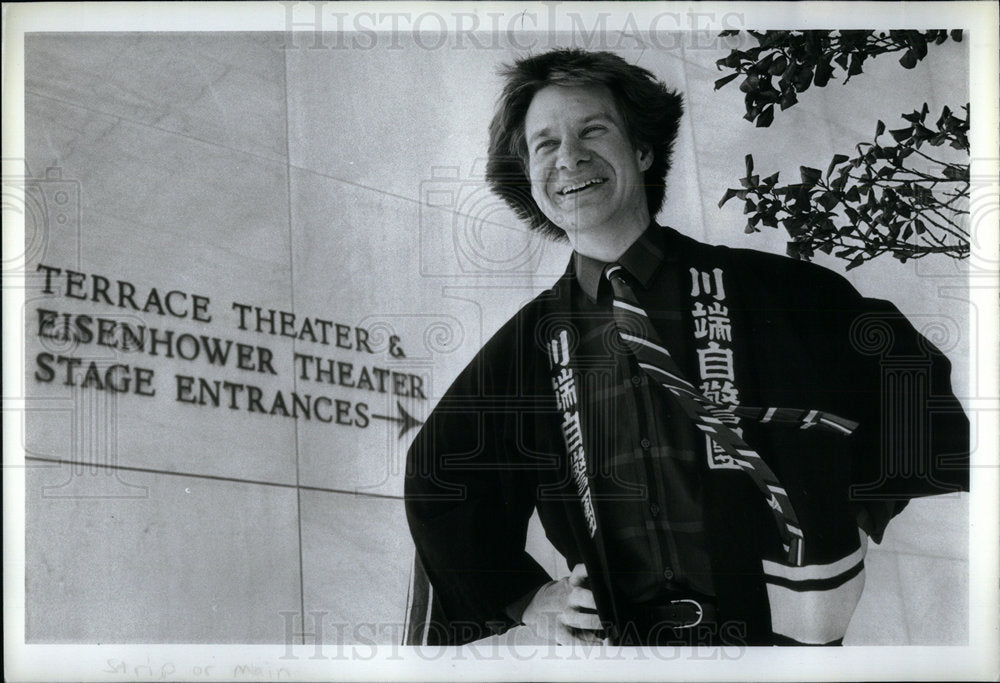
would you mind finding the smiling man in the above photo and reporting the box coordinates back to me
[405,49,969,647]
[523,83,652,260]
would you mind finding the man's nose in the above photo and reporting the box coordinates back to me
[555,137,590,170]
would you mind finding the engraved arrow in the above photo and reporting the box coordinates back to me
[371,401,423,439]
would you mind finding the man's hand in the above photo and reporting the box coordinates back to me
[521,563,608,645]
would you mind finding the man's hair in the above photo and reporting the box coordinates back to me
[486,48,684,241]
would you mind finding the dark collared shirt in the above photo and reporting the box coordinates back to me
[571,224,714,603]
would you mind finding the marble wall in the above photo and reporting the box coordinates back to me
[22,31,971,645]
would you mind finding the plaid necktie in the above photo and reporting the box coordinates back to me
[605,264,858,566]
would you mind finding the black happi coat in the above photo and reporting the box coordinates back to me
[405,227,969,645]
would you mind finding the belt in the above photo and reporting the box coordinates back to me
[616,597,719,646]
[636,598,715,629]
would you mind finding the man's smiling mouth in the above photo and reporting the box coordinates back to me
[557,178,606,195]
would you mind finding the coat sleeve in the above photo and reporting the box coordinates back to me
[761,255,969,542]
[404,318,552,644]
[838,287,969,542]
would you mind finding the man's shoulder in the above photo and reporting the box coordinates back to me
[686,235,863,305]
[475,269,574,358]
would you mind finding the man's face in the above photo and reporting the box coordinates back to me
[524,84,652,243]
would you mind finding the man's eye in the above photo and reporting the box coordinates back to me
[581,125,607,137]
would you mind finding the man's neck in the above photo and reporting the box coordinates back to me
[570,213,651,263]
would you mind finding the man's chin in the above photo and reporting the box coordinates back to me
[552,210,607,236]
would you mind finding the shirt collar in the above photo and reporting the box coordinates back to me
[573,223,677,302]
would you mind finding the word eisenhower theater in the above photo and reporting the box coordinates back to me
[30,264,426,429]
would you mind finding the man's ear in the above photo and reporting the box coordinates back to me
[637,148,653,172]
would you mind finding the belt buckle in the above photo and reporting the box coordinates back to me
[669,598,703,629]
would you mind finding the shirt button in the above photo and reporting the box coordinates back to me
[650,503,660,516]
[640,438,651,449]
[663,567,674,581]
[631,375,642,386]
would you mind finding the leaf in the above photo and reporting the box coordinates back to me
[758,30,790,48]
[744,198,757,214]
[793,66,815,92]
[943,165,970,181]
[719,188,737,207]
[907,32,928,60]
[783,216,805,235]
[745,154,754,176]
[714,73,740,90]
[875,120,885,137]
[914,219,926,235]
[950,29,963,42]
[739,73,760,93]
[768,55,789,75]
[814,57,834,87]
[800,166,823,185]
[781,60,798,82]
[762,172,780,187]
[779,89,798,111]
[826,153,849,179]
[848,53,864,77]
[898,50,917,69]
[937,105,953,127]
[717,51,744,68]
[818,191,840,211]
[889,127,912,143]
[755,105,775,127]
[757,86,781,105]
[744,220,759,234]
[846,254,866,271]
